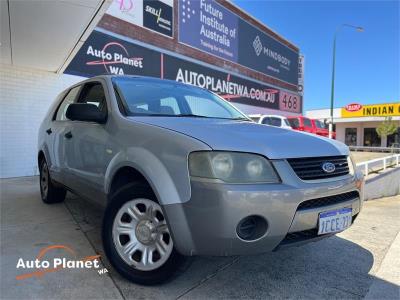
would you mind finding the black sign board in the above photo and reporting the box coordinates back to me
[64,31,161,78]
[64,30,301,113]
[163,55,281,110]
[143,0,173,37]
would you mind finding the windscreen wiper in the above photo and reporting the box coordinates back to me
[175,114,209,118]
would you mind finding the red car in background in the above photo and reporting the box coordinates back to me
[287,116,316,134]
[312,119,336,139]
[287,116,336,139]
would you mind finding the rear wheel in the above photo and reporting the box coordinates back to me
[102,182,184,285]
[39,159,66,204]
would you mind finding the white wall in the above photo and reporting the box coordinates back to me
[0,64,83,178]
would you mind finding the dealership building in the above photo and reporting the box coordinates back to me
[306,103,400,147]
[0,0,302,178]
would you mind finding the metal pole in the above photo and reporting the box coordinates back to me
[328,24,363,139]
[329,34,337,139]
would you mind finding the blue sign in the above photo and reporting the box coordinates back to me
[178,0,299,85]
[179,0,238,61]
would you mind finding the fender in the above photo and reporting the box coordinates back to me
[105,147,187,205]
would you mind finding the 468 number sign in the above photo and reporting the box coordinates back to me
[279,90,301,113]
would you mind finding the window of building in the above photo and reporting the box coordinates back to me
[363,128,381,147]
[387,127,400,147]
[345,128,357,146]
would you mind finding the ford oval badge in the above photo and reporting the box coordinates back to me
[322,162,336,173]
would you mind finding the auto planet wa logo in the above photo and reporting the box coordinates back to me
[86,42,143,75]
[15,245,107,280]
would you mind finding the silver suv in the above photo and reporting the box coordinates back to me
[38,76,364,285]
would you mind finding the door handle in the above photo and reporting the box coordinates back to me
[64,131,73,139]
[46,128,52,135]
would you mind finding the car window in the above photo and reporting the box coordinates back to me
[269,117,282,127]
[261,117,271,125]
[288,118,300,128]
[284,119,290,126]
[78,82,107,113]
[55,86,81,121]
[303,118,312,127]
[113,78,246,120]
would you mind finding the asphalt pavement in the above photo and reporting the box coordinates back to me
[1,176,399,299]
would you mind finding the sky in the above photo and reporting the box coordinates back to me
[233,0,399,111]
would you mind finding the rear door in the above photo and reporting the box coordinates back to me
[64,81,113,204]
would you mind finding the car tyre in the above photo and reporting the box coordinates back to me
[39,159,66,204]
[102,182,185,285]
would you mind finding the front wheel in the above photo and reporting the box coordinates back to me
[102,183,184,285]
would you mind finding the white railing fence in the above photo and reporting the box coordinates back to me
[356,154,400,176]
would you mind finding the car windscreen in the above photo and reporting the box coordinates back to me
[315,120,326,129]
[113,78,248,120]
[263,117,281,127]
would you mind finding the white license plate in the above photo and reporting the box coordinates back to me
[318,208,352,235]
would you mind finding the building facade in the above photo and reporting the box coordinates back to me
[306,103,400,148]
[0,0,302,178]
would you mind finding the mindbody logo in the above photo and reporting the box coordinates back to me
[253,36,263,56]
[15,245,106,280]
[86,42,143,75]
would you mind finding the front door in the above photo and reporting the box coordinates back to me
[65,81,113,204]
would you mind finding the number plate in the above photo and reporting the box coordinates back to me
[318,208,352,235]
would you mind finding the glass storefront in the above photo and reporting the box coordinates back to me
[345,128,357,146]
[363,128,381,147]
[387,127,400,147]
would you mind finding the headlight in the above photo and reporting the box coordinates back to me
[347,155,355,176]
[189,151,280,183]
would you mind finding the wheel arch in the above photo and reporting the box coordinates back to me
[105,149,185,206]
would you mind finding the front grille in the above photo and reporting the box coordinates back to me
[287,155,349,180]
[298,191,359,211]
[280,228,319,245]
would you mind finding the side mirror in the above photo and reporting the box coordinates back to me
[66,103,107,124]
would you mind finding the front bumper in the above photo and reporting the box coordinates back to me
[163,160,364,256]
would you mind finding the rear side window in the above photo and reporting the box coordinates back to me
[303,118,312,127]
[288,118,300,128]
[262,117,271,125]
[55,86,81,121]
